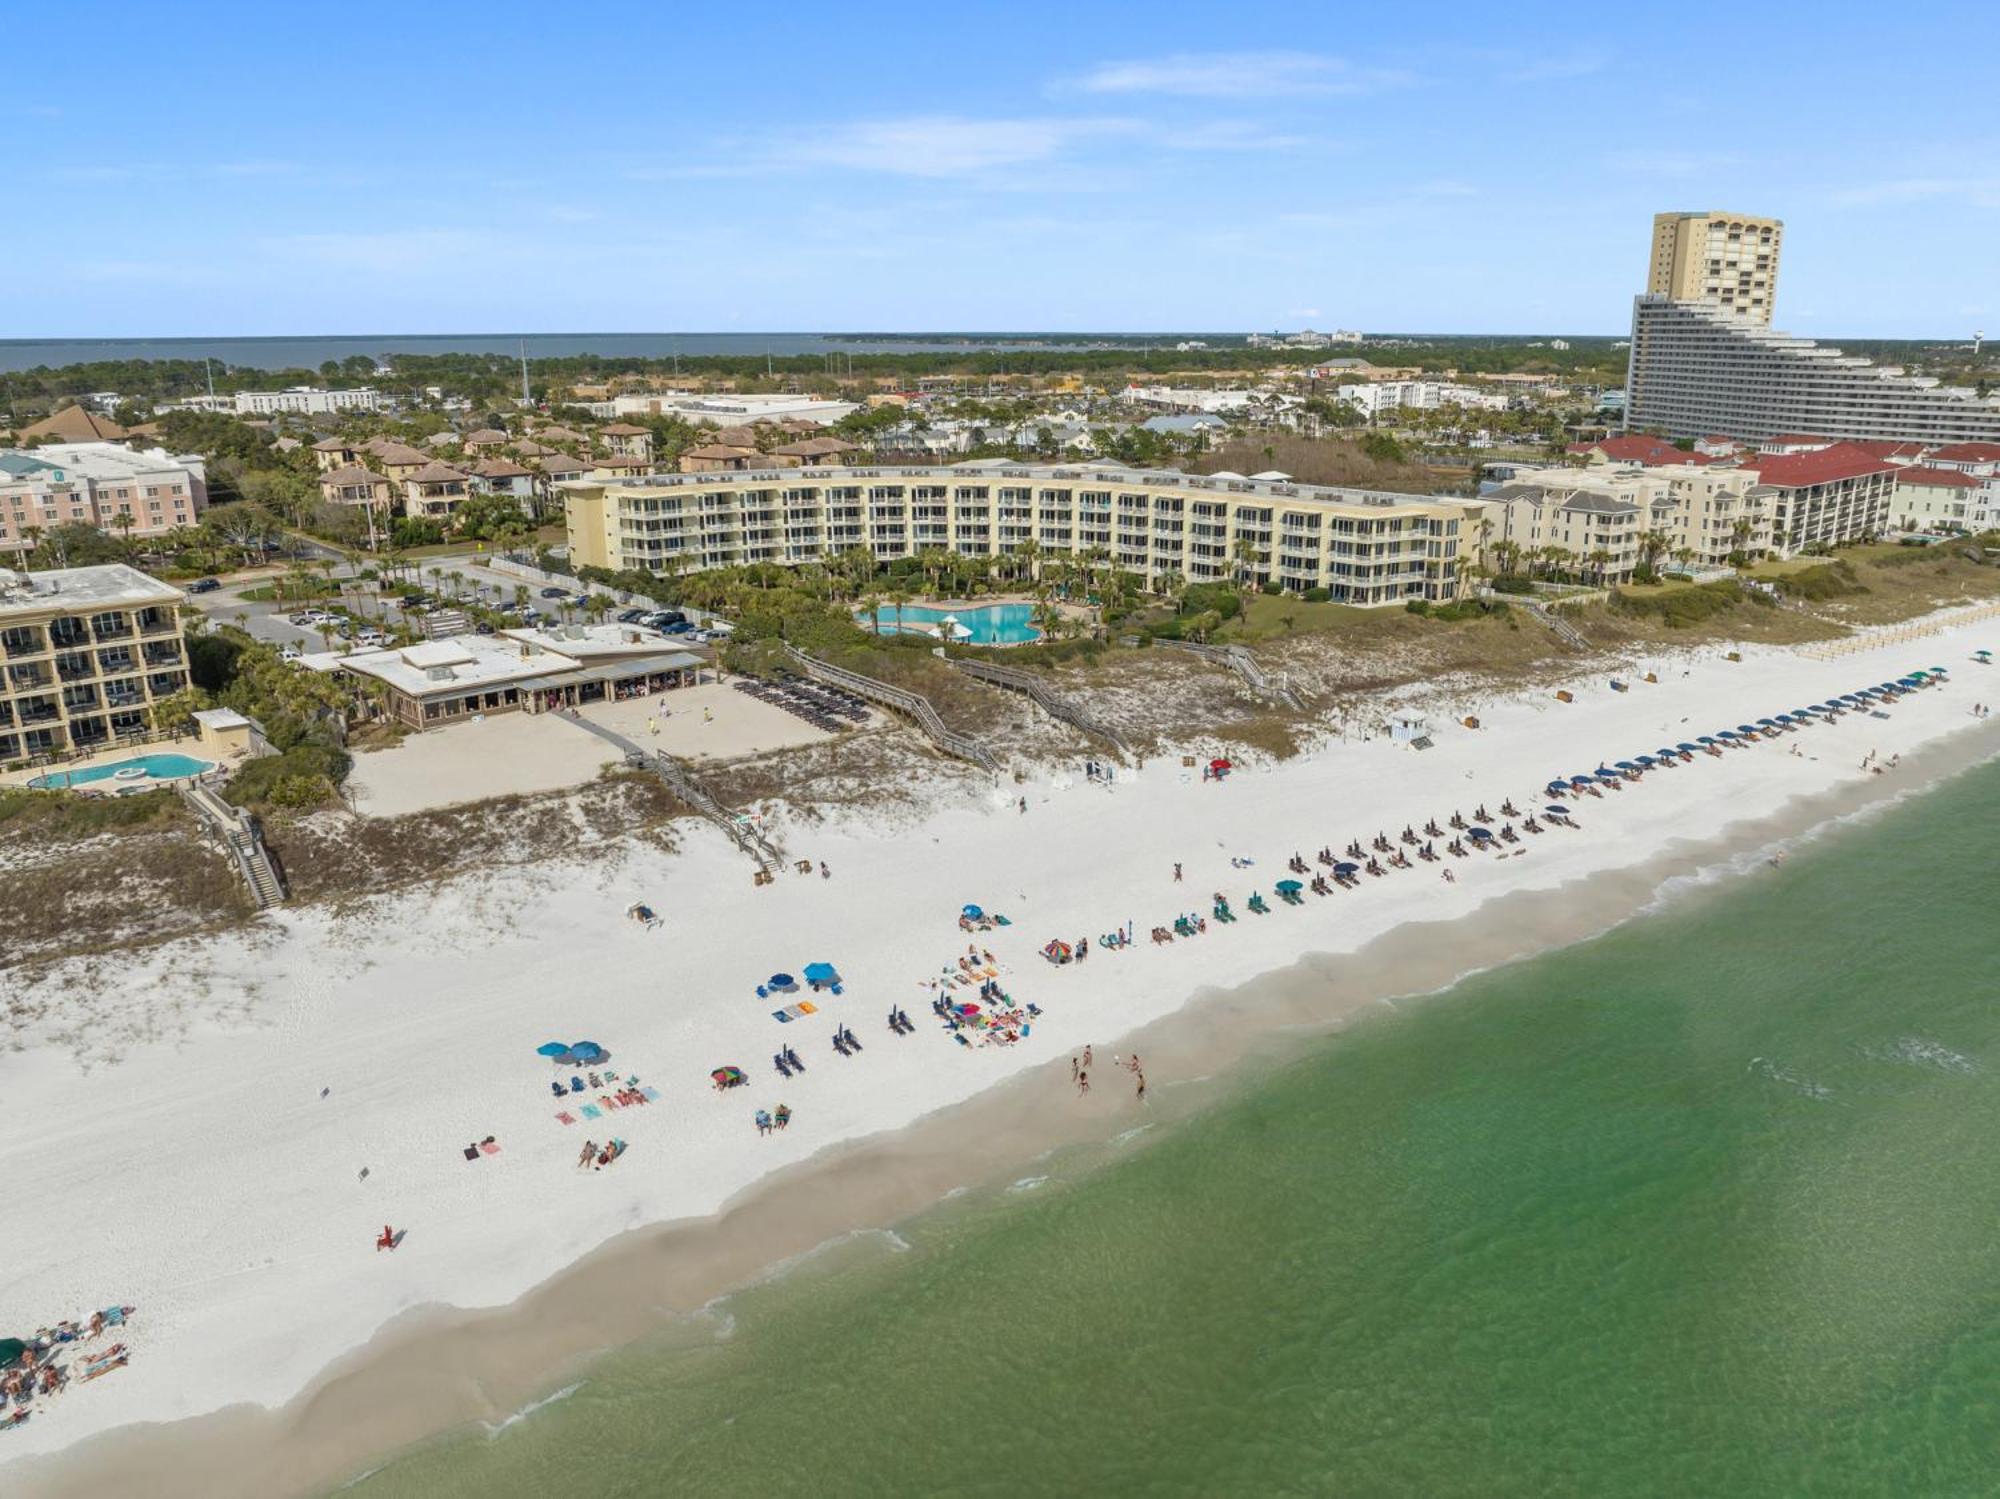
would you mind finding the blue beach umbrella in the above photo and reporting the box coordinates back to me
[1467,826,1494,840]
[1676,741,1699,752]
[1615,760,1639,771]
[1757,718,1779,727]
[1737,724,1758,734]
[1546,780,1569,796]
[768,972,797,991]
[803,961,838,985]
[1717,731,1738,741]
[961,904,983,919]
[1334,862,1360,875]
[1544,805,1570,817]
[569,1041,606,1063]
[536,1042,571,1058]
[1275,879,1304,894]
[1571,774,1594,786]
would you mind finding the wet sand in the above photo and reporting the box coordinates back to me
[19,708,1998,1499]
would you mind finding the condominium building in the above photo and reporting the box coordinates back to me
[1647,212,1783,325]
[1626,296,2000,444]
[0,563,191,764]
[1488,462,1774,580]
[1745,444,1899,552]
[1336,381,1509,419]
[0,442,209,556]
[562,460,1485,606]
[232,387,383,417]
[1888,467,1997,534]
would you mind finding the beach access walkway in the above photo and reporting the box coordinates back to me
[553,711,786,877]
[1158,639,1304,711]
[951,657,1131,760]
[783,644,999,772]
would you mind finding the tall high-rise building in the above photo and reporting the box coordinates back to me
[1625,213,2000,444]
[1646,212,1783,326]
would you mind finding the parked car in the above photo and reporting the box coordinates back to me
[185,577,222,595]
[539,586,568,598]
[278,643,303,661]
[355,628,386,646]
[662,621,695,635]
[615,608,648,624]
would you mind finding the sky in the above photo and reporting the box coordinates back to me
[8,0,1999,339]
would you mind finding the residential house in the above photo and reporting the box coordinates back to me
[316,464,397,514]
[469,458,537,504]
[599,423,654,461]
[401,461,470,522]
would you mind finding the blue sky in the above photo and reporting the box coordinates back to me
[9,1,1998,338]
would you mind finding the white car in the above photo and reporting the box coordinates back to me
[355,628,386,647]
[278,643,304,661]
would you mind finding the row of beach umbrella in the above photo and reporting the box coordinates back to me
[1546,669,1947,799]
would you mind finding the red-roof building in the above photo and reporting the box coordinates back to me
[1747,443,1899,551]
[1925,441,2000,476]
[1889,464,1992,534]
[1567,434,1713,467]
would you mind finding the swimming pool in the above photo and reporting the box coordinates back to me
[859,603,1041,645]
[28,752,216,790]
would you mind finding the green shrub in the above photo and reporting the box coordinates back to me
[1772,562,1867,601]
[1608,579,1746,627]
[1302,586,1330,603]
[1259,580,1282,596]
[1490,576,1535,595]
[1405,599,1430,615]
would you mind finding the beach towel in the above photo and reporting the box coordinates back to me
[581,1104,602,1119]
[773,1009,793,1023]
[642,1086,661,1102]
[555,1111,576,1124]
[798,1000,818,1014]
[480,1141,501,1156]
[600,1096,620,1110]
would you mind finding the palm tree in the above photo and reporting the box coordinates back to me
[887,585,913,636]
[1587,549,1614,587]
[112,512,137,558]
[1014,537,1042,586]
[1231,536,1260,590]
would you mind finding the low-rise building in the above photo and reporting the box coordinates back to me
[469,458,536,502]
[1745,443,1899,552]
[232,387,383,417]
[563,460,1485,606]
[334,632,701,729]
[1489,461,1774,575]
[599,423,654,460]
[316,464,397,514]
[1888,466,1994,533]
[610,393,859,427]
[0,443,209,556]
[401,462,470,522]
[0,563,191,764]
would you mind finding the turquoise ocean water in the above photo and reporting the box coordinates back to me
[347,755,2000,1498]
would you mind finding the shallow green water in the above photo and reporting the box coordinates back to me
[350,758,2000,1498]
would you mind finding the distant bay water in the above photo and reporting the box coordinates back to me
[0,333,1184,375]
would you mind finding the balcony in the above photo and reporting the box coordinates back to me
[2,630,46,659]
[8,662,52,691]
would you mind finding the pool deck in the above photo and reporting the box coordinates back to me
[1,735,239,791]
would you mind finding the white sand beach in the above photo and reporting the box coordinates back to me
[4,615,1998,1493]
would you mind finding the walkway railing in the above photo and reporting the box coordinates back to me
[1526,603,1592,650]
[1158,639,1303,710]
[1794,599,2000,662]
[179,779,287,909]
[951,657,1131,758]
[783,644,999,772]
[554,713,785,875]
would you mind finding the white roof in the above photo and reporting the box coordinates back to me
[337,634,580,697]
[192,707,252,730]
[500,623,694,660]
[0,562,184,615]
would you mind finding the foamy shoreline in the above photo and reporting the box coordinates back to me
[5,618,1998,1497]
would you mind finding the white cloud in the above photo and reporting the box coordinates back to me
[1068,51,1410,99]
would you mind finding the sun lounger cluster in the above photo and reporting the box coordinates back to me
[734,671,869,733]
[2,1304,136,1429]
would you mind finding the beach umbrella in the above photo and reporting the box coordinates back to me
[1676,741,1699,752]
[1570,773,1593,784]
[803,961,838,986]
[0,1338,26,1369]
[1334,861,1360,875]
[535,1042,571,1058]
[1275,879,1303,893]
[1615,760,1639,771]
[569,1041,606,1061]
[1467,826,1494,840]
[711,1066,745,1086]
[1545,780,1569,795]
[1209,757,1233,772]
[955,1002,982,1016]
[1736,724,1758,734]
[1976,650,1992,661]
[1930,666,1948,673]
[768,972,796,990]
[1757,718,1779,727]
[961,904,983,920]
[1544,805,1570,817]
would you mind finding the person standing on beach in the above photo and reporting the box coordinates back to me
[1078,1070,1090,1095]
[1173,862,1182,882]
[1071,1055,1079,1081]
[1136,1071,1146,1101]
[1083,1044,1093,1070]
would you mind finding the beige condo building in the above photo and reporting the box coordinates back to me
[0,563,191,765]
[1486,462,1775,582]
[562,461,1487,606]
[1647,211,1783,325]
